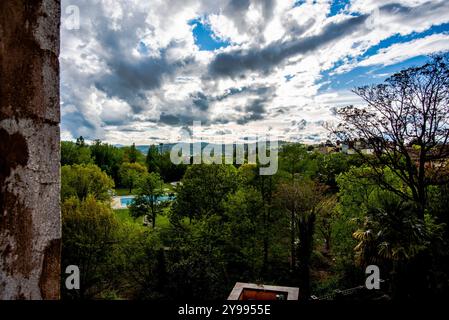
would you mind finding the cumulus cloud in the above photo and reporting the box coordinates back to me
[60,0,449,144]
[208,14,368,78]
[358,33,449,67]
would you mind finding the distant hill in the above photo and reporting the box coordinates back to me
[116,141,288,155]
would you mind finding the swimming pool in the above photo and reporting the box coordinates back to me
[120,196,135,207]
[120,195,174,207]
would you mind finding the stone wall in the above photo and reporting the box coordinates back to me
[0,0,61,299]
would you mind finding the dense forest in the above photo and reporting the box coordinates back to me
[61,56,449,300]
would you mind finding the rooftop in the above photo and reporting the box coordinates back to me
[228,282,299,301]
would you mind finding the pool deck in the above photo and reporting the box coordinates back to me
[112,195,135,210]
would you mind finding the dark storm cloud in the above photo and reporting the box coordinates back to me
[223,0,274,23]
[159,113,181,125]
[211,117,231,125]
[102,117,128,126]
[215,129,233,135]
[95,41,195,113]
[60,0,201,139]
[259,0,275,22]
[116,126,146,132]
[216,87,248,101]
[380,3,412,14]
[96,58,170,109]
[292,119,307,131]
[212,84,276,125]
[61,109,98,139]
[191,92,210,111]
[305,134,321,141]
[159,111,210,127]
[60,0,449,143]
[282,15,316,37]
[221,0,275,44]
[215,85,273,101]
[376,0,449,22]
[152,84,275,127]
[225,0,251,14]
[208,14,369,78]
[284,119,307,133]
[212,85,276,125]
[237,98,267,124]
[63,0,197,116]
[181,125,193,136]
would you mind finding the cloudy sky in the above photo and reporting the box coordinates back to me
[60,0,449,145]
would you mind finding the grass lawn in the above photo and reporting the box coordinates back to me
[163,183,176,193]
[115,185,176,196]
[115,188,134,196]
[114,208,136,223]
[114,207,171,229]
[157,212,170,229]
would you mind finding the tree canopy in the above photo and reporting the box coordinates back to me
[334,54,449,217]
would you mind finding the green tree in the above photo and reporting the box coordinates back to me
[119,162,147,193]
[61,140,93,166]
[90,140,124,185]
[352,192,445,298]
[123,143,140,163]
[130,143,138,163]
[251,169,283,276]
[316,152,350,189]
[280,143,307,179]
[146,145,187,182]
[172,164,240,222]
[164,215,229,300]
[316,195,338,253]
[117,224,167,299]
[157,151,188,182]
[353,194,426,267]
[276,181,300,271]
[146,145,160,173]
[129,172,164,228]
[222,187,265,280]
[335,166,406,263]
[61,164,114,201]
[237,163,258,185]
[334,55,449,218]
[277,178,327,298]
[76,136,86,147]
[61,195,120,299]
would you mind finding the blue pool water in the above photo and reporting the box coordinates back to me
[120,197,134,207]
[120,195,174,207]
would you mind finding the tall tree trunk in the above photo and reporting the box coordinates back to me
[262,203,269,276]
[417,145,427,220]
[151,201,156,228]
[291,210,296,270]
[297,212,316,300]
[261,175,270,276]
[152,211,156,228]
[324,236,330,253]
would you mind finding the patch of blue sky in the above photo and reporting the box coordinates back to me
[137,41,149,55]
[319,55,430,93]
[294,0,352,17]
[328,0,350,17]
[188,18,230,51]
[293,0,306,8]
[362,23,449,59]
[318,23,449,92]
